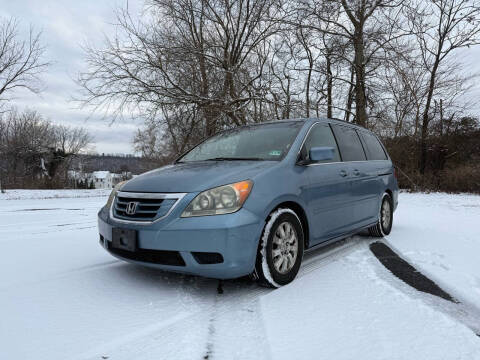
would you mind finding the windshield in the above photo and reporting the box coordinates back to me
[178,121,304,162]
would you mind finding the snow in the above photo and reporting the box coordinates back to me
[1,191,480,360]
[0,189,111,200]
[261,243,480,360]
[386,192,480,319]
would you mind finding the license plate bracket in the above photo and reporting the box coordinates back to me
[112,228,137,252]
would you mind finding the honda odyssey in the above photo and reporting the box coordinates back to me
[98,118,398,287]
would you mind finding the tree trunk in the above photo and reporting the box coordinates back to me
[204,110,217,137]
[414,107,420,137]
[419,59,440,174]
[306,64,312,117]
[345,64,355,122]
[439,98,443,136]
[353,27,368,127]
[326,50,333,119]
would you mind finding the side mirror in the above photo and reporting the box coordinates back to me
[309,146,335,162]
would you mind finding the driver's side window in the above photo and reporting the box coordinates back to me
[300,123,341,163]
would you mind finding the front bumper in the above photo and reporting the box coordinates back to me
[97,205,264,279]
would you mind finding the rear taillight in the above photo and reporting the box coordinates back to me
[393,167,397,179]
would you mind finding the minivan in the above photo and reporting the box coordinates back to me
[98,118,398,287]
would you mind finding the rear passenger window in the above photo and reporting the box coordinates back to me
[331,125,366,161]
[359,131,388,160]
[301,123,341,163]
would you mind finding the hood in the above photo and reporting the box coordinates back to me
[121,161,278,193]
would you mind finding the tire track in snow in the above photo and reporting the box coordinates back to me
[202,293,218,359]
[300,236,362,277]
[370,241,457,302]
[199,238,363,360]
[368,239,480,338]
[199,279,273,360]
[0,260,121,292]
[74,311,193,360]
[0,219,95,230]
[0,224,97,241]
[29,224,97,234]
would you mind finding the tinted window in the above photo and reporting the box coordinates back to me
[359,131,388,160]
[301,123,341,163]
[331,125,366,161]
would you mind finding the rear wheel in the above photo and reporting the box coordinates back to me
[253,209,304,288]
[369,193,393,237]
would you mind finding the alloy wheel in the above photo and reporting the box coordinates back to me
[272,221,298,274]
[381,199,391,231]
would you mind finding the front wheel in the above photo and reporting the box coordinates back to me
[253,209,304,288]
[369,192,393,237]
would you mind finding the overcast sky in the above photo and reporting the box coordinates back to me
[0,0,143,154]
[1,0,479,155]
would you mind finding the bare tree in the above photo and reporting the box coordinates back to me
[53,125,92,156]
[0,109,92,189]
[78,0,286,140]
[0,17,49,106]
[293,0,406,126]
[134,104,202,161]
[0,109,53,187]
[266,33,306,119]
[409,0,480,173]
[47,125,92,181]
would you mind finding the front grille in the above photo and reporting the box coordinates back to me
[113,192,183,222]
[107,242,186,266]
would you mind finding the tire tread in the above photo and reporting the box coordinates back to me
[254,209,304,288]
[369,193,393,237]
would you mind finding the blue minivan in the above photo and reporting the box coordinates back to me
[98,118,398,287]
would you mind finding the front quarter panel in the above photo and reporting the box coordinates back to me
[242,156,310,234]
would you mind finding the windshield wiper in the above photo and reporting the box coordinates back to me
[204,157,264,161]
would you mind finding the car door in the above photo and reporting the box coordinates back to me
[331,124,378,228]
[298,122,352,245]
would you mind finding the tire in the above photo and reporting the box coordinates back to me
[253,208,304,288]
[369,192,393,237]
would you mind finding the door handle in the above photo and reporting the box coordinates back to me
[339,169,348,177]
[353,169,360,176]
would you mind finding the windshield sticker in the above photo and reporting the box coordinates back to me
[269,150,282,156]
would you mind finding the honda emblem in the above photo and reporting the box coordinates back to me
[125,201,138,215]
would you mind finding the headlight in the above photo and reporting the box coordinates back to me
[106,180,127,209]
[181,180,253,217]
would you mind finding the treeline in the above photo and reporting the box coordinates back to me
[386,116,480,193]
[70,154,154,175]
[0,109,91,190]
[77,0,480,192]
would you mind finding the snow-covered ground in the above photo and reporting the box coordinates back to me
[0,189,111,200]
[1,190,479,360]
[387,193,480,308]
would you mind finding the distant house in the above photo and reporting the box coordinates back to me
[91,171,113,189]
[68,170,133,189]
